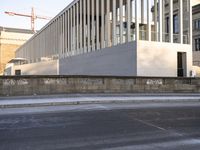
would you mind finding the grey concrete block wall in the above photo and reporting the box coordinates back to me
[0,76,200,96]
[59,42,137,76]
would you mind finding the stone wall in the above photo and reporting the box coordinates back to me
[0,76,199,96]
[0,44,20,74]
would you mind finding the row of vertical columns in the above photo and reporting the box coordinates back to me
[17,0,193,63]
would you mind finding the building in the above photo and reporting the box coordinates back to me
[0,27,33,74]
[193,4,200,66]
[11,0,192,77]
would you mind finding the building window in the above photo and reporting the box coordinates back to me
[165,15,179,34]
[195,38,200,51]
[166,17,169,33]
[194,19,200,30]
[173,14,179,34]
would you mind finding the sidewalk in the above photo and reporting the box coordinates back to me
[0,93,200,108]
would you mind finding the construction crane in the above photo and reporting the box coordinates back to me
[5,7,51,32]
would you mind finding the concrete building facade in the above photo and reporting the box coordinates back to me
[193,4,200,67]
[13,0,192,77]
[0,27,33,74]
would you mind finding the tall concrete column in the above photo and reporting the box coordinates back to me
[119,0,123,44]
[126,0,131,42]
[135,0,139,41]
[169,0,173,43]
[65,11,67,56]
[96,0,100,49]
[91,0,95,51]
[87,0,91,51]
[101,0,105,49]
[147,0,151,41]
[70,8,73,54]
[63,13,65,56]
[179,0,183,44]
[80,0,83,53]
[55,19,57,55]
[76,3,79,54]
[67,11,70,56]
[105,0,110,47]
[141,0,144,24]
[162,0,165,42]
[73,6,76,55]
[189,0,192,45]
[83,0,86,52]
[158,0,162,42]
[60,16,63,57]
[112,0,116,46]
[59,16,62,57]
[154,0,158,41]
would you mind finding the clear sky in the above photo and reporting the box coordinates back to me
[0,0,200,31]
[0,0,71,30]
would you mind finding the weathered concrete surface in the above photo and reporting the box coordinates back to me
[0,76,200,96]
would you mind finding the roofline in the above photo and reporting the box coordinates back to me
[0,26,34,34]
[193,4,200,14]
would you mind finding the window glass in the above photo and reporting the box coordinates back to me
[173,14,179,34]
[195,38,200,51]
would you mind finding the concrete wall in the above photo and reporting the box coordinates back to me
[14,60,58,75]
[59,42,137,76]
[193,51,200,66]
[192,4,200,66]
[0,76,200,96]
[137,41,193,77]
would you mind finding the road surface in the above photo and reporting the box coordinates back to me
[0,102,200,150]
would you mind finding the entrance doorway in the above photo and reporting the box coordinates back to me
[177,52,187,77]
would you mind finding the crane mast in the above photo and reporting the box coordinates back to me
[5,7,51,32]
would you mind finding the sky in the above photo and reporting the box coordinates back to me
[0,0,71,30]
[0,0,200,31]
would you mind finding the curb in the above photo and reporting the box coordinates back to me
[0,98,200,108]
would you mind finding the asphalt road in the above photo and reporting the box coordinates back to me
[0,102,200,150]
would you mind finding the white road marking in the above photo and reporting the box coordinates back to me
[134,118,167,131]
